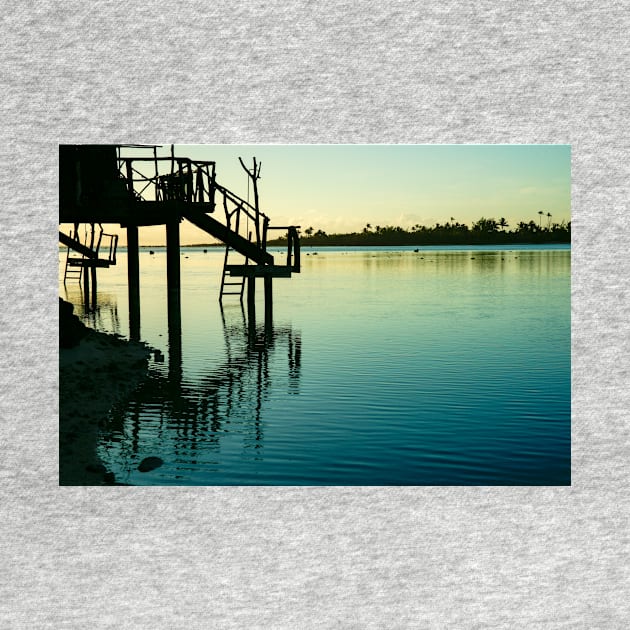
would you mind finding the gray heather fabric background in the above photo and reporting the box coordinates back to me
[1,1,629,628]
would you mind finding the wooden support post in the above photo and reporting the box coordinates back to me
[90,265,97,310]
[239,157,261,247]
[264,275,273,338]
[262,216,269,252]
[264,275,273,322]
[83,262,90,312]
[287,230,293,268]
[168,313,182,387]
[166,218,181,341]
[247,275,256,323]
[292,227,300,272]
[127,225,140,341]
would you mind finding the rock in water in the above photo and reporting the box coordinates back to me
[138,456,163,472]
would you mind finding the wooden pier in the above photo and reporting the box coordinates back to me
[59,145,300,340]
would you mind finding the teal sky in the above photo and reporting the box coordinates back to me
[121,144,571,245]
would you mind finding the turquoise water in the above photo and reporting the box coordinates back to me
[60,245,571,485]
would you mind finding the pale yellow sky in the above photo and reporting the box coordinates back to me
[62,144,570,246]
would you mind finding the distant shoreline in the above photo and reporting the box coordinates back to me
[140,241,572,248]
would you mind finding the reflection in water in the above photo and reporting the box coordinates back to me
[358,248,570,276]
[61,286,123,335]
[100,302,302,483]
[63,246,569,485]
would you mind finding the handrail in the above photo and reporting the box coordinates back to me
[213,181,270,226]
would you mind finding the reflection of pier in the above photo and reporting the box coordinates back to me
[61,285,123,336]
[104,303,301,476]
[59,145,300,340]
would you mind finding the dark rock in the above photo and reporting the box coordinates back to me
[138,456,163,472]
[59,298,90,348]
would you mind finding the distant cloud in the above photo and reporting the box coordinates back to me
[395,213,429,228]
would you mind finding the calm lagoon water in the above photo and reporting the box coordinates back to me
[60,245,570,485]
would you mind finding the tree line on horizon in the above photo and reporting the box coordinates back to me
[268,214,571,246]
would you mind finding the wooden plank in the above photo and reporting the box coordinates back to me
[225,265,292,278]
[67,258,111,268]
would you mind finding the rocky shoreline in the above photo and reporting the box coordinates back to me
[59,299,150,485]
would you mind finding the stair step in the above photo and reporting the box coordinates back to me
[67,259,111,268]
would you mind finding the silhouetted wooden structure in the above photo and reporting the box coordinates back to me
[59,145,300,340]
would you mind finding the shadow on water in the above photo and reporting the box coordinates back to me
[101,302,302,483]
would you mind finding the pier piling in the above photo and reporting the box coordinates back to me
[90,266,97,311]
[166,218,181,325]
[247,275,256,323]
[264,275,273,323]
[127,225,140,341]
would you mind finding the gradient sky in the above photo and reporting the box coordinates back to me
[110,144,570,245]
